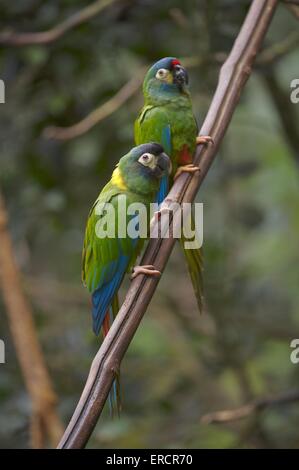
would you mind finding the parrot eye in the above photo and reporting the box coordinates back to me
[138,153,155,166]
[155,68,169,80]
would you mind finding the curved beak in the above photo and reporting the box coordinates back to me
[155,152,172,178]
[173,64,189,88]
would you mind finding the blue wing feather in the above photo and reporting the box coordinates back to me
[156,175,168,205]
[91,254,129,335]
[161,125,171,155]
[155,125,171,204]
[91,223,140,335]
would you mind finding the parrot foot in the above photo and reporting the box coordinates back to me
[174,164,200,181]
[196,135,214,145]
[131,265,161,280]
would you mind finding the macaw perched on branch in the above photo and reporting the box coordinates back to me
[134,57,212,312]
[82,143,170,411]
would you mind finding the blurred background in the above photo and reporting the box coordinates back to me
[0,0,299,449]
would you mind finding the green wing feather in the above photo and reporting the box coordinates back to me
[135,101,197,176]
[82,183,121,293]
[82,183,145,294]
[135,105,171,150]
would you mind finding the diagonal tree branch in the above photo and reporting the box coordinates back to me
[57,0,278,449]
[200,389,299,424]
[0,0,122,46]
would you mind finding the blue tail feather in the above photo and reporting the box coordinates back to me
[156,174,168,205]
[91,255,129,335]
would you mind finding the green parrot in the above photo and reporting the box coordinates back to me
[134,57,212,312]
[82,143,170,411]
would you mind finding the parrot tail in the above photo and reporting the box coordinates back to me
[180,235,204,314]
[179,205,204,313]
[101,295,121,416]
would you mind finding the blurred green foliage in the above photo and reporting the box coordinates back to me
[0,0,299,449]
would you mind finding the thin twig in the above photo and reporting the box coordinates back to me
[0,0,121,46]
[283,0,299,6]
[257,30,299,63]
[57,0,278,449]
[262,66,299,165]
[44,67,147,141]
[0,191,64,448]
[285,3,299,19]
[200,389,299,424]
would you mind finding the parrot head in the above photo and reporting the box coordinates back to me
[143,57,189,101]
[116,143,171,196]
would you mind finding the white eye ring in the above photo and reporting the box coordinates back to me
[155,68,168,80]
[138,153,155,166]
